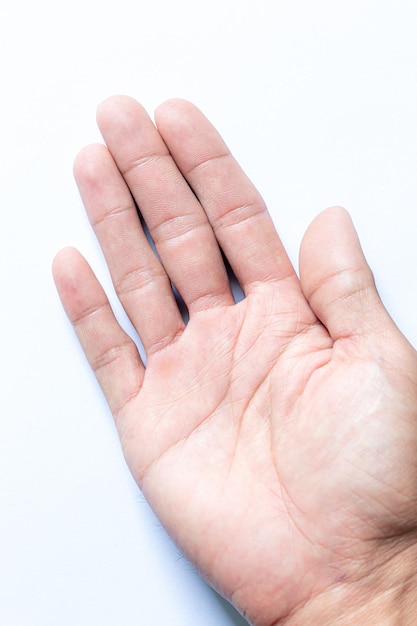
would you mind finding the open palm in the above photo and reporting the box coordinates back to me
[53,97,417,625]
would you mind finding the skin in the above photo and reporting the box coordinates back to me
[53,96,417,625]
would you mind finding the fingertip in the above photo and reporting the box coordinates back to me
[53,248,109,327]
[299,206,382,340]
[154,98,202,129]
[52,246,85,295]
[96,94,136,115]
[300,205,350,247]
[299,206,357,292]
[155,97,194,115]
[96,95,146,130]
[52,247,90,306]
[52,246,80,280]
[73,143,109,182]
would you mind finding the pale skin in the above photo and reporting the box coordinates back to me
[53,96,417,625]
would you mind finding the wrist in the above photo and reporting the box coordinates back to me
[274,542,417,626]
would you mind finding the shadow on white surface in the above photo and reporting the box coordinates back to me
[215,594,250,625]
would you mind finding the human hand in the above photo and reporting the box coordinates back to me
[53,96,417,625]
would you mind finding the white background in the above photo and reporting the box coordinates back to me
[1,1,417,624]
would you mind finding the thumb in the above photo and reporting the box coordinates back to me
[299,207,387,341]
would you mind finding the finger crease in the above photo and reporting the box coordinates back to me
[120,151,170,176]
[91,341,134,374]
[114,266,168,297]
[72,300,110,327]
[213,202,268,232]
[183,150,231,177]
[152,216,209,246]
[90,202,136,228]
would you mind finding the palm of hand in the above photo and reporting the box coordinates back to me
[126,287,417,624]
[54,97,417,626]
